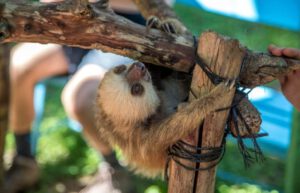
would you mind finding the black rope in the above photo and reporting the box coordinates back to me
[165,132,227,181]
[168,140,226,171]
[216,89,252,112]
[234,107,266,163]
[227,90,268,166]
[193,36,238,86]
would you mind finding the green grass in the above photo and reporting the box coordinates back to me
[175,3,300,51]
[5,3,300,193]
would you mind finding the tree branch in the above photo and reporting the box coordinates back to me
[241,51,300,87]
[0,1,299,87]
[0,1,195,72]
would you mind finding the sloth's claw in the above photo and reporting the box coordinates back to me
[161,22,176,34]
[146,16,160,30]
[147,16,186,35]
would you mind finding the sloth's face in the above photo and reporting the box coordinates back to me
[113,62,151,96]
[98,62,160,124]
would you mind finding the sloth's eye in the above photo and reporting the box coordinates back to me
[131,83,144,96]
[114,65,127,74]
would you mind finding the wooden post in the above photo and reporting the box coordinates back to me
[168,31,245,193]
[0,44,10,185]
[284,109,300,193]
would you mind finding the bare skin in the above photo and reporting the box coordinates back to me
[61,63,111,154]
[268,45,300,111]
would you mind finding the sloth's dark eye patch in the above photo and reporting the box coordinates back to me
[114,65,127,74]
[131,83,144,96]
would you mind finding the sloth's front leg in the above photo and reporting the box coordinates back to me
[133,0,189,35]
[147,16,188,35]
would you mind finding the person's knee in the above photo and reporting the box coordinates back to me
[61,84,78,120]
[9,61,34,89]
[10,43,62,86]
[10,50,31,85]
[62,79,99,121]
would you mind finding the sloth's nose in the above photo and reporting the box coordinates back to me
[126,62,147,82]
[133,62,145,72]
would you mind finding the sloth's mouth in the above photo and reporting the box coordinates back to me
[126,62,151,83]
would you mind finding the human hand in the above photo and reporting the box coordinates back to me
[268,45,300,111]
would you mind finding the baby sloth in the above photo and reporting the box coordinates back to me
[96,62,231,177]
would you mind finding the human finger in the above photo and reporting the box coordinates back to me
[282,48,300,60]
[268,44,283,56]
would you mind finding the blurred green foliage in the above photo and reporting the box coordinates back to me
[217,183,279,193]
[175,3,300,51]
[5,2,300,193]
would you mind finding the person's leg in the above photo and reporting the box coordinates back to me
[10,43,69,134]
[61,63,112,155]
[5,43,69,193]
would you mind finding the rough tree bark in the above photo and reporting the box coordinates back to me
[0,1,299,86]
[0,1,195,72]
[0,44,10,185]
